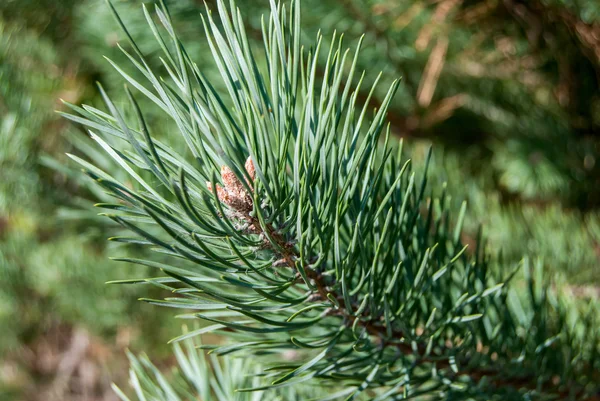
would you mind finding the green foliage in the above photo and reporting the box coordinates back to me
[0,0,599,399]
[67,0,600,284]
[0,13,174,371]
[32,0,593,286]
[114,336,316,401]
[64,1,600,400]
[0,20,60,211]
[0,0,78,41]
[315,0,600,206]
[418,147,600,285]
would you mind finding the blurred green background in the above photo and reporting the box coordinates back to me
[0,0,599,400]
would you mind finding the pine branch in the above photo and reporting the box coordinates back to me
[257,199,596,399]
[177,137,598,399]
[62,0,600,399]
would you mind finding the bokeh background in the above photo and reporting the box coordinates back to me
[1,0,599,400]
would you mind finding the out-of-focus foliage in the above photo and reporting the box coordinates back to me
[0,16,175,401]
[0,0,78,41]
[412,145,600,284]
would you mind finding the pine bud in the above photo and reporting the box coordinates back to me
[206,157,256,214]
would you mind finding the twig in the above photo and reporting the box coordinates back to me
[417,37,449,108]
[48,328,90,399]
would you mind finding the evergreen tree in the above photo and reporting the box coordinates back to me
[63,1,600,400]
